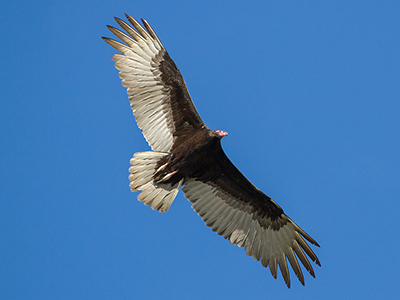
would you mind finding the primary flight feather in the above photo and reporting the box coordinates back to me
[103,14,320,288]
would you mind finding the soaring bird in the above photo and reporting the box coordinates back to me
[103,14,320,288]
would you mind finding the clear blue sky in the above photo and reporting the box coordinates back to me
[1,1,399,299]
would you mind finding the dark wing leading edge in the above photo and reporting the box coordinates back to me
[182,150,321,288]
[103,14,206,152]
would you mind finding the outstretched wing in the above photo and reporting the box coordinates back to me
[182,151,320,288]
[103,14,206,152]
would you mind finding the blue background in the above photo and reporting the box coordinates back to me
[1,1,399,299]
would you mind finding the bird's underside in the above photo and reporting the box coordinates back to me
[103,14,320,288]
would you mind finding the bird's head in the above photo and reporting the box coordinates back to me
[214,129,228,139]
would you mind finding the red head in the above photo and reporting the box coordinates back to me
[214,130,228,138]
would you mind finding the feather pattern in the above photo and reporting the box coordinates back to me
[104,14,320,288]
[183,178,320,287]
[103,14,206,152]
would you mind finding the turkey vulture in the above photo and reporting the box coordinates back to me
[103,14,320,288]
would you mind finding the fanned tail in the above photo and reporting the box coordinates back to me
[128,151,183,212]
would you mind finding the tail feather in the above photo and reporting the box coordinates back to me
[128,151,183,212]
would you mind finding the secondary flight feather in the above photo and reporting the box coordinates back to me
[103,14,320,288]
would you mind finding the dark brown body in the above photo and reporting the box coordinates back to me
[154,129,222,185]
[153,128,285,223]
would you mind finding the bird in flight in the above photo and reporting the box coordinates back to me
[103,14,320,288]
